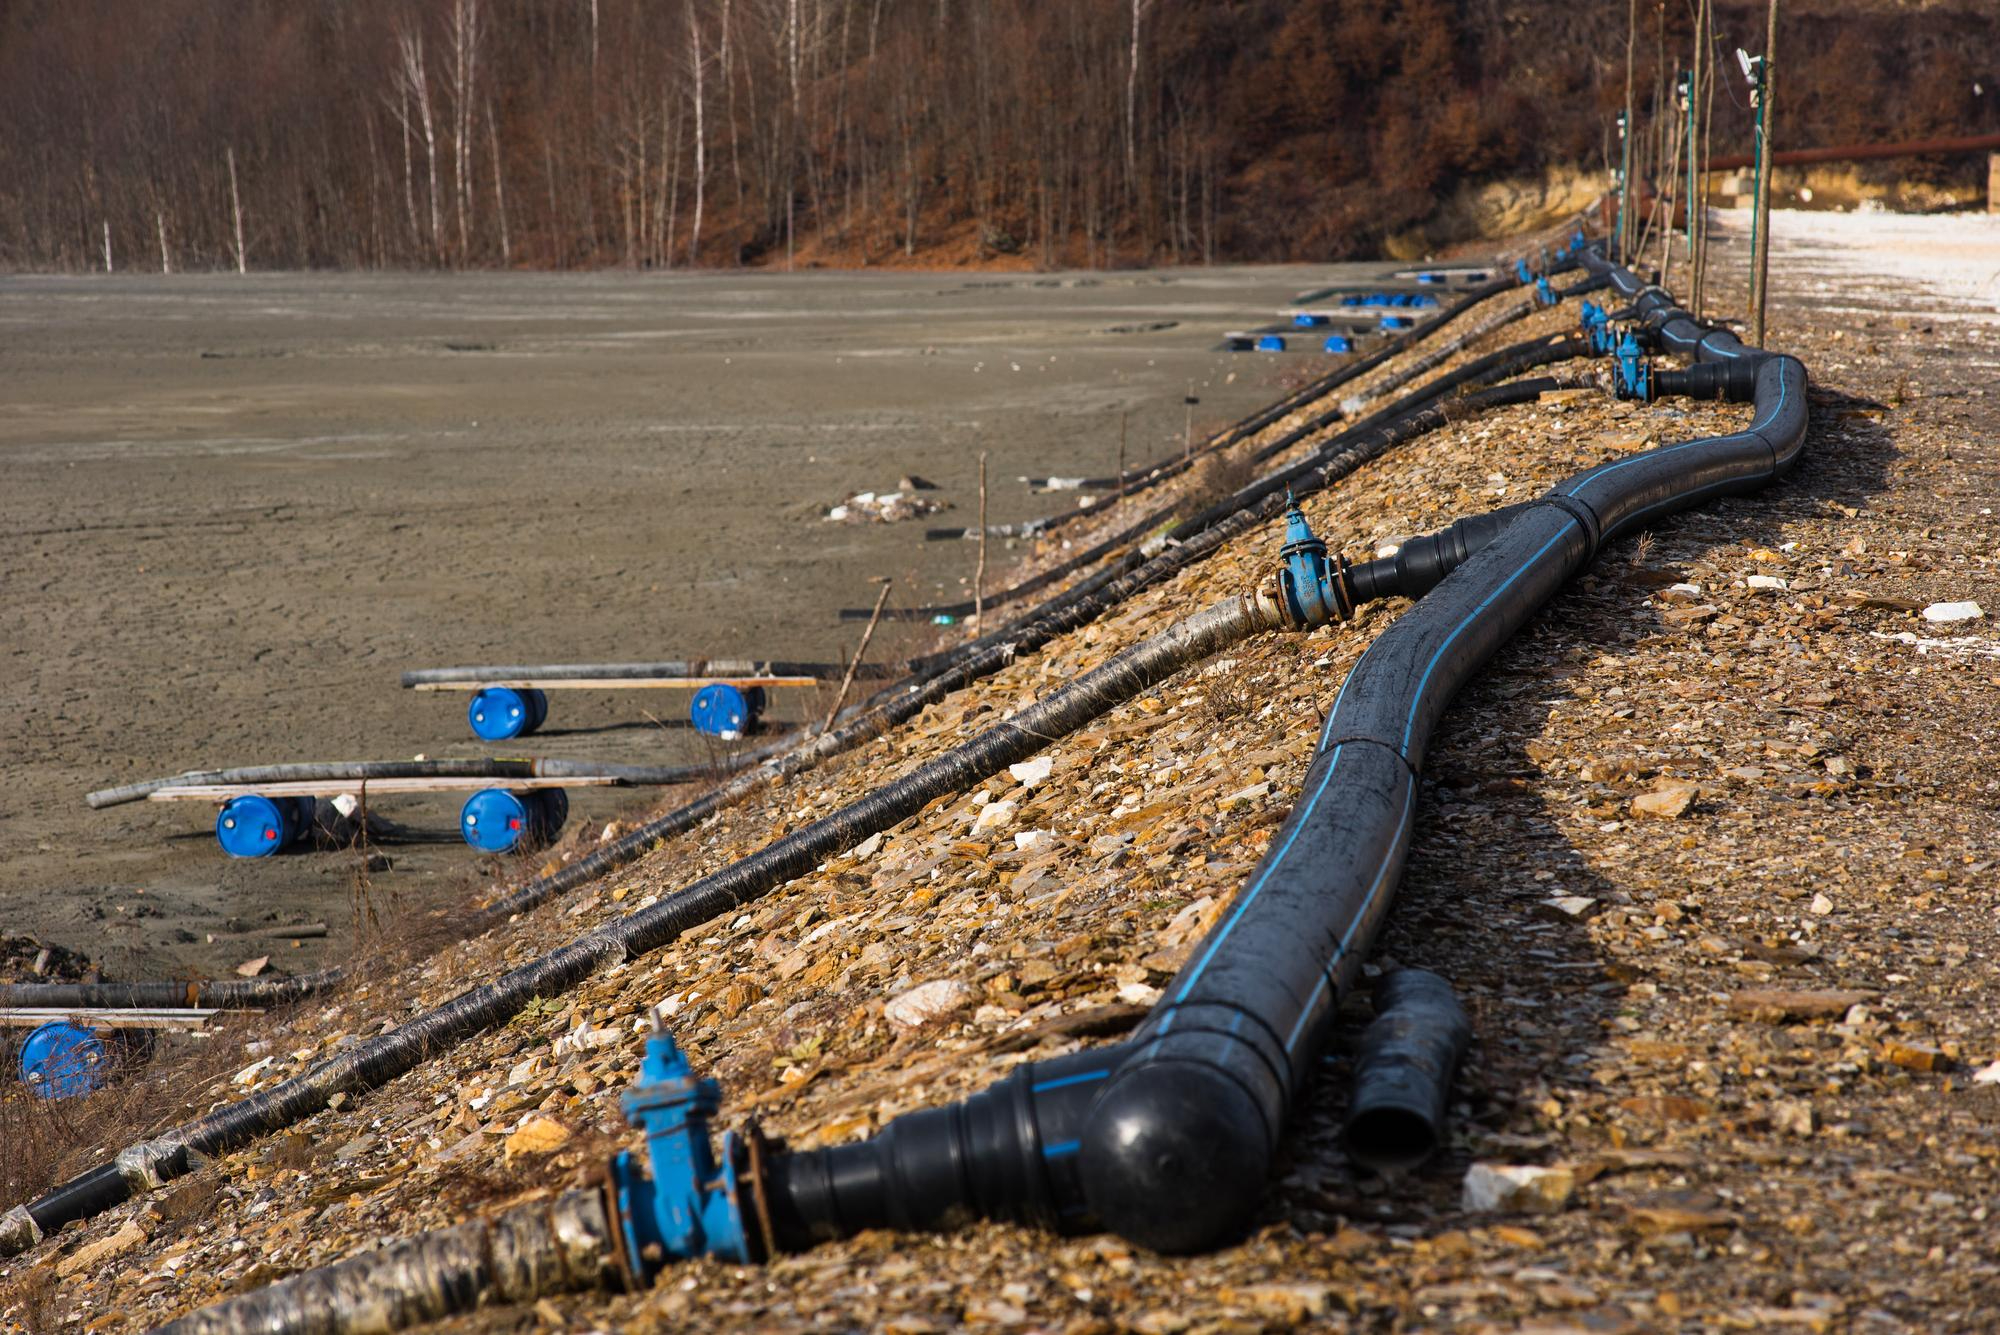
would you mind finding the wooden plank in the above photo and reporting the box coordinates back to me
[0,1008,234,1031]
[146,776,620,801]
[410,676,821,692]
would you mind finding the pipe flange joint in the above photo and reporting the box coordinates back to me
[1531,493,1605,564]
[1275,497,1352,630]
[608,1027,752,1283]
[1534,275,1559,308]
[1513,258,1535,286]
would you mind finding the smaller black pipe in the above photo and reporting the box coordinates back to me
[1653,358,1761,402]
[1341,969,1471,1175]
[1346,504,1535,605]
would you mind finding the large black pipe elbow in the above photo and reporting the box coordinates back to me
[1077,1061,1272,1254]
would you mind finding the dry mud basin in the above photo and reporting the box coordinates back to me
[0,261,1393,978]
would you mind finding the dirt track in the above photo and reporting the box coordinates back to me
[0,262,1385,979]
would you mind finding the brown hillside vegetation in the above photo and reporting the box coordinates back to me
[1,0,1995,272]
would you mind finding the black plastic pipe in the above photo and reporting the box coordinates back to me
[1341,969,1471,1175]
[751,246,1809,1257]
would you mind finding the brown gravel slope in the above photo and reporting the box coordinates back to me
[6,213,1999,1335]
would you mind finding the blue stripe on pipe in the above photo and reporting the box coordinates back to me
[1283,778,1417,1055]
[1168,745,1344,1010]
[1606,472,1764,539]
[1398,522,1579,754]
[1032,1070,1111,1094]
[1043,1140,1082,1158]
[1562,371,1789,501]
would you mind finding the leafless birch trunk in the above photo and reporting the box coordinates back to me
[688,6,707,265]
[486,98,510,264]
[448,0,482,261]
[156,209,171,273]
[226,146,247,273]
[395,27,444,262]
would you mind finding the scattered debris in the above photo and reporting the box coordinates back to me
[826,488,950,523]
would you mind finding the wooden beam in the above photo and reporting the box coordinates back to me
[146,776,618,801]
[409,676,821,692]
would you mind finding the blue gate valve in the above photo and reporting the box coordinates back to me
[1534,275,1558,308]
[1613,329,1652,401]
[1275,497,1353,629]
[607,1026,755,1283]
[1514,258,1534,285]
[1579,300,1614,355]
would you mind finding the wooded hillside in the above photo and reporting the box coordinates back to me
[1,0,1993,271]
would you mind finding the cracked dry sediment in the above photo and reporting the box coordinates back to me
[8,217,2000,1334]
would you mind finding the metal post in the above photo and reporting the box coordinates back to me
[1680,71,1697,257]
[1614,110,1631,262]
[1751,0,1779,348]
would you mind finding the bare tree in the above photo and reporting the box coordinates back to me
[486,96,509,264]
[447,0,483,260]
[226,145,246,273]
[688,5,708,265]
[393,25,443,262]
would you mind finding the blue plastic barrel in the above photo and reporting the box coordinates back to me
[216,794,315,858]
[1322,335,1353,354]
[460,787,569,853]
[468,686,549,741]
[20,1020,108,1098]
[1380,315,1413,330]
[1254,334,1286,353]
[690,683,766,739]
[1417,272,1444,284]
[1291,313,1329,328]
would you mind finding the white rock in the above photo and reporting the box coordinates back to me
[1218,782,1270,811]
[1747,574,1790,591]
[1971,1059,2000,1086]
[232,1056,275,1086]
[1117,981,1163,1007]
[972,799,1018,833]
[1809,893,1834,916]
[851,832,884,860]
[1463,1163,1577,1214]
[1536,896,1600,921]
[1008,756,1055,788]
[1669,582,1704,595]
[1771,1098,1816,1137]
[885,979,976,1030]
[1922,600,1984,623]
[1013,829,1053,851]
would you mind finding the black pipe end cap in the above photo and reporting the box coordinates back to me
[1077,1062,1271,1254]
